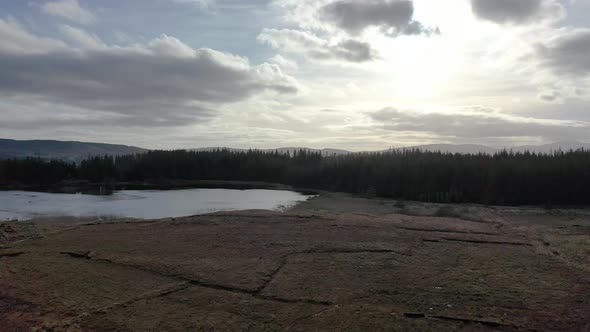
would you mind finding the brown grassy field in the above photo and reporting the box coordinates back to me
[1,193,589,331]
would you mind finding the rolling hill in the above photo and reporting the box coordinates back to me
[193,147,350,156]
[391,141,590,154]
[0,139,146,161]
[393,144,497,154]
[2,138,588,162]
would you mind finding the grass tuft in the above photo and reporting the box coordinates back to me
[434,206,460,218]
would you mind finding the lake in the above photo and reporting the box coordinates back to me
[0,189,314,221]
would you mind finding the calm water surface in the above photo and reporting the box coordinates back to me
[0,189,313,221]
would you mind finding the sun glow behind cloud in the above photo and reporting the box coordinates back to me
[0,0,588,149]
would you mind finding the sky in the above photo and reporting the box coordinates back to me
[0,0,589,150]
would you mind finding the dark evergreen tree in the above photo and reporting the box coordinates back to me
[2,148,590,206]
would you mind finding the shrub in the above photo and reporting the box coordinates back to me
[434,206,459,218]
[394,200,406,208]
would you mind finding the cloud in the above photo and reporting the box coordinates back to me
[470,0,564,25]
[262,1,437,63]
[538,90,561,102]
[1,99,218,129]
[535,28,590,77]
[59,24,104,49]
[0,20,298,128]
[172,0,213,6]
[368,107,590,141]
[258,28,378,63]
[269,54,298,70]
[41,0,96,25]
[0,18,66,55]
[320,0,437,36]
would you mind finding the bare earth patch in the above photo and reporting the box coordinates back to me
[1,194,589,331]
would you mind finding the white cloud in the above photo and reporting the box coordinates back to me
[269,54,298,71]
[263,1,438,64]
[41,0,96,25]
[368,107,590,141]
[0,17,66,54]
[59,24,104,49]
[258,28,378,63]
[147,34,197,57]
[172,0,214,8]
[0,20,299,128]
[2,0,590,148]
[273,0,436,36]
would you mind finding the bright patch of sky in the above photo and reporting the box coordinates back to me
[0,0,589,150]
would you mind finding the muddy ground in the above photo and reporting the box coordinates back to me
[1,193,589,331]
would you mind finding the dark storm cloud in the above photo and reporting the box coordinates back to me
[320,0,437,36]
[258,28,378,63]
[369,107,590,140]
[536,29,590,77]
[470,0,563,24]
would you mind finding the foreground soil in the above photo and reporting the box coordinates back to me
[1,193,589,331]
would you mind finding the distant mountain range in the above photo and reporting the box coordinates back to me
[193,147,350,156]
[393,141,590,154]
[2,138,589,161]
[197,141,590,155]
[0,139,146,161]
[392,144,497,155]
[507,141,590,154]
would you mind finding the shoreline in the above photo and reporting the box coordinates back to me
[0,187,316,222]
[0,179,312,195]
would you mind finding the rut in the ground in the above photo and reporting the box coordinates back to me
[438,237,532,246]
[59,247,412,308]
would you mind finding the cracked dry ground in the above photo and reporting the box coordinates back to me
[1,207,589,331]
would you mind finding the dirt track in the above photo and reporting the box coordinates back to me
[1,193,589,331]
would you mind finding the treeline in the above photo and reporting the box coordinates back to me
[2,149,590,206]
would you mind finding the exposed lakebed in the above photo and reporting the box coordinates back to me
[0,189,313,221]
